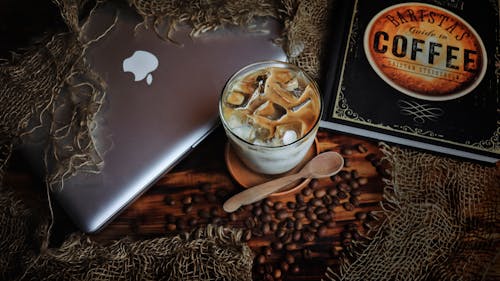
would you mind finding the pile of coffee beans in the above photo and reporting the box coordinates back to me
[147,141,384,281]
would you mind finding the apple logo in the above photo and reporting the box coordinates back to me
[122,50,159,85]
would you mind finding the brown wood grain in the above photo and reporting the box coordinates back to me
[86,127,386,280]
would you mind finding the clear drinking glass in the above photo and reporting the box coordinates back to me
[219,61,322,175]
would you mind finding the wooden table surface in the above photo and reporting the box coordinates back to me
[73,126,386,280]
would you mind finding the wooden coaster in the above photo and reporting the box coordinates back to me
[224,139,320,198]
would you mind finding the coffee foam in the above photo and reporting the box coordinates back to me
[222,67,320,146]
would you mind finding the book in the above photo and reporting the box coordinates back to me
[320,0,499,163]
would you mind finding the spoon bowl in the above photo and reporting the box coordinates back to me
[223,151,344,213]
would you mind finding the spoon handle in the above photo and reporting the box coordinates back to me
[223,172,307,213]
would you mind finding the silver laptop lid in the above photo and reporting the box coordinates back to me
[54,2,287,232]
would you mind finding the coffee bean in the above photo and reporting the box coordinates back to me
[343,158,351,167]
[293,230,302,241]
[350,197,360,207]
[377,166,390,178]
[216,189,229,200]
[286,243,302,251]
[296,194,305,204]
[302,248,312,260]
[356,143,368,153]
[256,254,266,264]
[273,201,284,211]
[314,206,328,215]
[229,213,238,222]
[291,264,300,274]
[163,196,175,206]
[243,229,252,241]
[272,241,284,250]
[317,225,327,237]
[337,182,351,193]
[199,183,211,193]
[348,179,360,190]
[285,218,294,229]
[330,174,342,183]
[351,169,360,179]
[346,222,358,231]
[212,217,222,225]
[365,153,377,162]
[205,193,217,203]
[306,211,317,221]
[294,220,303,230]
[188,218,198,227]
[192,194,202,204]
[318,213,332,222]
[342,231,352,239]
[338,170,352,180]
[182,196,192,205]
[303,231,315,242]
[276,228,286,239]
[327,187,338,196]
[350,189,361,197]
[331,196,341,206]
[310,198,322,207]
[322,194,333,205]
[252,228,264,237]
[294,211,305,219]
[314,189,326,198]
[286,201,296,209]
[262,246,272,257]
[341,146,353,155]
[358,177,369,185]
[262,213,273,223]
[262,222,271,235]
[309,178,320,189]
[166,223,176,232]
[326,221,336,228]
[253,207,263,217]
[310,220,321,228]
[337,191,348,199]
[263,198,274,208]
[244,217,255,229]
[262,204,271,214]
[343,202,354,211]
[355,212,367,220]
[270,221,278,232]
[280,261,289,272]
[281,232,292,244]
[198,209,210,219]
[182,204,192,213]
[302,187,312,196]
[285,253,295,264]
[331,247,340,257]
[276,210,288,220]
[273,268,282,279]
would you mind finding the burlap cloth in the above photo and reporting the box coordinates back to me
[0,0,498,280]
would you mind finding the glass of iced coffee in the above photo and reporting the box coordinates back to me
[219,61,322,175]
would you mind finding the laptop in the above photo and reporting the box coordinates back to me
[32,2,286,233]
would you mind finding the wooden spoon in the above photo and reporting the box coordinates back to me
[223,151,344,213]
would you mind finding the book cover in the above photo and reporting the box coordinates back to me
[321,0,499,163]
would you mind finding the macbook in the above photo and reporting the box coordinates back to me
[38,2,286,232]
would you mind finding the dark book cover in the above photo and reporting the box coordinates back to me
[321,0,499,163]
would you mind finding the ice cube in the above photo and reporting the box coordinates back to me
[275,122,303,142]
[227,114,243,129]
[291,98,311,112]
[232,125,255,141]
[226,91,246,106]
[254,101,287,121]
[282,130,298,145]
[285,78,299,92]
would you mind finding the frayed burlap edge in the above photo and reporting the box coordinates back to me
[325,144,499,281]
